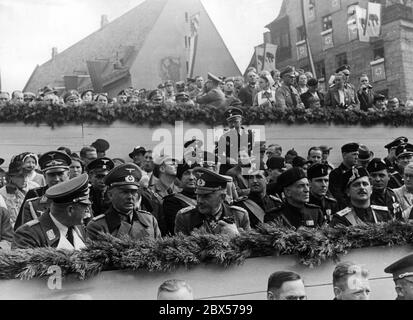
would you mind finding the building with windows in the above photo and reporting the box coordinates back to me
[263,0,413,101]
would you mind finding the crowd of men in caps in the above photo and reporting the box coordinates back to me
[0,64,413,300]
[0,64,405,110]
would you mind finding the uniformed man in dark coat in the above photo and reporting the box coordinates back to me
[234,169,282,229]
[162,162,199,235]
[275,66,304,110]
[388,143,413,189]
[13,173,91,250]
[174,167,250,236]
[14,151,72,231]
[328,143,359,210]
[383,137,408,174]
[195,73,226,108]
[264,167,325,229]
[367,158,403,219]
[308,163,338,223]
[330,167,392,227]
[86,157,115,217]
[384,253,413,300]
[217,107,254,175]
[86,163,161,241]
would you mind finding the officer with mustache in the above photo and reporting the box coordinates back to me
[330,167,392,227]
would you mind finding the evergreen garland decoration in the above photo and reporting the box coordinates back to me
[0,221,412,281]
[1,101,413,127]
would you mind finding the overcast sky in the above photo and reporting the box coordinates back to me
[0,0,281,92]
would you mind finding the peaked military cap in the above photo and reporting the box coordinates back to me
[224,107,243,121]
[342,166,369,189]
[129,146,147,159]
[193,167,232,194]
[104,163,142,189]
[46,173,91,205]
[39,151,71,173]
[341,142,359,154]
[385,137,408,150]
[366,158,387,173]
[277,167,307,191]
[0,157,4,166]
[336,65,351,73]
[176,92,189,99]
[280,65,297,78]
[395,143,413,159]
[86,157,115,173]
[91,139,110,153]
[207,72,223,84]
[307,163,329,180]
[187,78,196,83]
[384,253,413,281]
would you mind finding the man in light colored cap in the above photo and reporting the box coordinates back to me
[275,66,304,110]
[13,173,91,250]
[330,166,392,227]
[385,253,413,300]
[195,72,226,108]
[14,151,72,231]
[264,167,324,229]
[86,163,161,241]
[174,167,250,236]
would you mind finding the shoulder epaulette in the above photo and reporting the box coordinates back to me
[371,205,388,211]
[26,219,40,227]
[177,206,195,215]
[92,214,106,221]
[137,210,152,215]
[325,196,337,202]
[233,196,248,203]
[269,195,283,202]
[25,196,40,203]
[305,203,321,209]
[336,207,352,217]
[230,205,248,214]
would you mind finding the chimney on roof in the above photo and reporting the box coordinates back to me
[101,14,109,29]
[263,32,272,44]
[51,47,58,60]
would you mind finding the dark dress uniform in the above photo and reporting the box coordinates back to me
[388,170,404,189]
[174,203,250,236]
[371,188,403,219]
[309,193,338,223]
[383,137,408,174]
[89,186,111,216]
[384,253,413,300]
[384,157,397,175]
[330,205,393,227]
[86,206,161,241]
[12,174,90,249]
[264,201,325,229]
[15,194,51,231]
[163,190,197,235]
[328,163,353,210]
[235,193,283,229]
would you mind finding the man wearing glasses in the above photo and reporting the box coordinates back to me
[385,253,413,300]
[333,262,371,300]
[267,271,307,300]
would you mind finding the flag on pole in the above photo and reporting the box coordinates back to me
[190,13,200,37]
[254,45,265,72]
[188,12,200,78]
[366,2,381,38]
[263,43,278,71]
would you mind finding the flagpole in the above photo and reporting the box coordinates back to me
[300,0,316,78]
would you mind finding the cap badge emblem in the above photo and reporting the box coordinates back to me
[102,160,109,164]
[48,153,56,159]
[197,179,206,187]
[125,175,135,183]
[48,160,63,166]
[46,229,56,241]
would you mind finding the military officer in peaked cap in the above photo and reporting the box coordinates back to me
[14,151,72,231]
[385,253,413,300]
[388,143,413,189]
[329,142,360,210]
[13,173,91,250]
[330,166,392,227]
[195,72,226,108]
[217,106,254,175]
[275,65,304,110]
[86,157,115,218]
[367,158,403,220]
[307,163,339,223]
[383,136,408,174]
[86,163,161,241]
[264,167,325,229]
[174,167,250,236]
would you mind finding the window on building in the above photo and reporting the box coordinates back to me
[322,15,333,31]
[373,46,385,60]
[336,53,348,69]
[297,26,306,42]
[315,60,326,80]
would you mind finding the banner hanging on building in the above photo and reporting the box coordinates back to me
[296,41,308,60]
[371,59,386,82]
[187,12,200,78]
[357,6,369,42]
[263,43,278,71]
[347,4,359,41]
[366,2,382,38]
[255,45,265,72]
[321,31,334,51]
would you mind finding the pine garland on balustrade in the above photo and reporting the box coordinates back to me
[0,101,413,127]
[0,220,412,281]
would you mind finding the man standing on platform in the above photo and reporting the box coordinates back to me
[238,71,258,106]
[383,137,408,175]
[275,66,303,110]
[195,73,226,108]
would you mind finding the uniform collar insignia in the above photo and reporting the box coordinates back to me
[46,229,56,241]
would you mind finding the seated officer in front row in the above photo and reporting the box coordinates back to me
[264,167,325,229]
[174,167,250,236]
[13,174,91,250]
[385,253,413,300]
[330,167,392,227]
[86,163,162,241]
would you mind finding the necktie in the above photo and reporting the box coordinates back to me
[289,86,298,107]
[66,226,74,246]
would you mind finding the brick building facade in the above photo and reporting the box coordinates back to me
[265,0,413,102]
